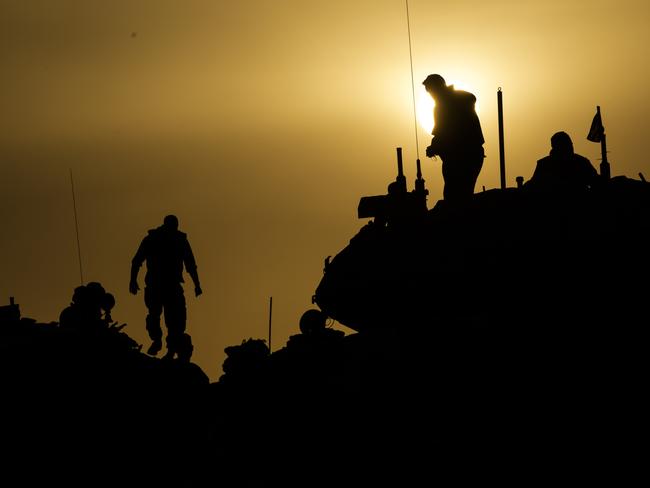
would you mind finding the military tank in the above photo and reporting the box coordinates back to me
[312,147,650,333]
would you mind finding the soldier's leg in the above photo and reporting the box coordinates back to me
[465,146,485,195]
[442,155,463,202]
[444,149,483,201]
[144,286,164,355]
[163,284,187,358]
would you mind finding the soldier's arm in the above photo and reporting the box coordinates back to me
[129,238,147,294]
[426,137,441,157]
[183,239,202,296]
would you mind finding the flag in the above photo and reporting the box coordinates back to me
[587,106,604,143]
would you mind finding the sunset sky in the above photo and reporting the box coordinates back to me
[2,0,649,380]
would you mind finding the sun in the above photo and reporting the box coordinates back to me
[416,80,481,135]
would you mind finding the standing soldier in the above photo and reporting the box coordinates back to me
[423,74,485,203]
[130,215,202,360]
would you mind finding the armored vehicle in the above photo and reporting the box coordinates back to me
[312,148,650,333]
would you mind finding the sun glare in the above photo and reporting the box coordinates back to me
[416,80,481,135]
[416,85,435,135]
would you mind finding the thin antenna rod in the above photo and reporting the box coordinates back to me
[69,169,84,285]
[497,88,506,189]
[268,296,273,354]
[405,0,420,160]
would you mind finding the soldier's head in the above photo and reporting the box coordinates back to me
[550,131,574,157]
[163,214,179,231]
[71,285,89,306]
[422,74,447,98]
[85,281,106,303]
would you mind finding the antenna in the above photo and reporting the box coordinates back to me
[69,169,84,285]
[405,0,420,161]
[268,296,273,354]
[396,147,407,192]
[497,88,506,189]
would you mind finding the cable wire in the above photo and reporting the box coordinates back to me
[69,169,84,285]
[406,0,420,160]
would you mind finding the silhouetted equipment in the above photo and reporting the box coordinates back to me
[415,158,425,193]
[396,146,407,192]
[324,255,331,272]
[640,173,646,183]
[357,147,428,222]
[498,88,506,189]
[314,147,650,332]
[2,287,209,486]
[221,338,269,380]
[516,176,524,188]
[0,297,20,323]
[587,106,611,179]
[600,142,610,179]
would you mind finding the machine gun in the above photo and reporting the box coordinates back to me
[357,147,428,224]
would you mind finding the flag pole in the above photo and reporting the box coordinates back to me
[598,107,610,179]
[600,133,610,179]
[590,106,610,180]
[497,88,506,189]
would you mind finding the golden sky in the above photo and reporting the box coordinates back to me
[2,0,649,380]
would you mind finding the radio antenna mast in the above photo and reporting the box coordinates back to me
[268,296,273,354]
[69,169,84,285]
[405,0,420,161]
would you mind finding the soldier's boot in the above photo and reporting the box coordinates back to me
[145,313,163,356]
[176,333,193,363]
[147,338,162,356]
[163,334,180,360]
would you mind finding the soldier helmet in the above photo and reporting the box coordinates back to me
[299,309,328,334]
[422,74,446,89]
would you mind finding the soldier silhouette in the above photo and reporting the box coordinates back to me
[59,281,115,330]
[130,215,201,360]
[423,74,485,202]
[526,131,599,191]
